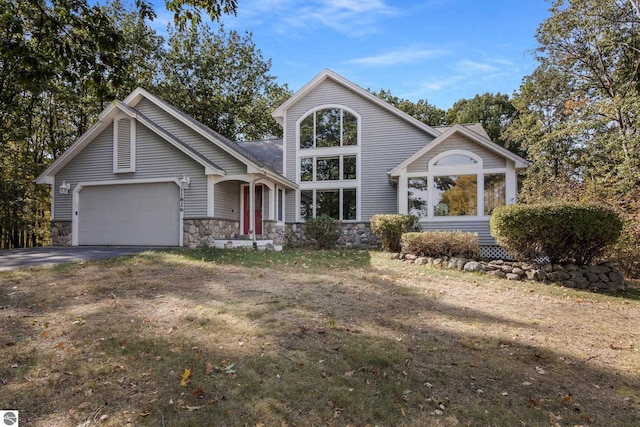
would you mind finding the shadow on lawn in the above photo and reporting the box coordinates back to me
[1,248,639,426]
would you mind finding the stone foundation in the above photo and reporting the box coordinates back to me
[50,221,72,246]
[183,218,240,248]
[285,222,381,249]
[182,218,286,248]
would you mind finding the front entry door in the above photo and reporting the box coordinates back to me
[243,185,263,235]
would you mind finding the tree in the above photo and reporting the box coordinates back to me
[509,0,640,275]
[371,89,446,126]
[446,92,519,154]
[157,24,292,141]
[0,0,237,248]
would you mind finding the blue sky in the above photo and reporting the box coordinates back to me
[152,0,552,109]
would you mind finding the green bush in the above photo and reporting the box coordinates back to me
[370,214,418,252]
[490,203,623,264]
[305,215,339,249]
[401,231,480,259]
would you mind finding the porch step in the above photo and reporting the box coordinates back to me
[213,240,282,251]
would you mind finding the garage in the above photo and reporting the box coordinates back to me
[77,182,180,246]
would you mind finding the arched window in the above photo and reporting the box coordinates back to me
[299,107,358,149]
[407,150,506,218]
[297,106,360,221]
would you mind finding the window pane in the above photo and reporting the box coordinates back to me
[342,188,357,220]
[300,190,313,220]
[316,157,340,181]
[277,189,283,222]
[316,190,339,219]
[343,155,357,180]
[434,175,477,216]
[316,108,340,147]
[300,157,313,182]
[408,177,429,218]
[300,114,314,149]
[484,174,506,215]
[343,111,357,146]
[434,154,477,166]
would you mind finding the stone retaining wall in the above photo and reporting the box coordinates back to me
[285,222,380,249]
[50,221,72,246]
[395,254,625,291]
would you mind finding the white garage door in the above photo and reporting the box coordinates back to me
[78,182,180,246]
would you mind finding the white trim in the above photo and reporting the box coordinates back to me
[71,177,183,247]
[282,110,287,177]
[207,175,214,217]
[295,104,362,150]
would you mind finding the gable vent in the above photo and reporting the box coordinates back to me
[113,117,135,173]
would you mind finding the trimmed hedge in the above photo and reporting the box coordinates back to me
[490,203,622,264]
[401,231,480,259]
[370,214,418,252]
[305,215,339,249]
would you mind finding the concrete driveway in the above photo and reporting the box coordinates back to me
[0,246,154,272]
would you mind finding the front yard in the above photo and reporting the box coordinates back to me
[1,249,639,426]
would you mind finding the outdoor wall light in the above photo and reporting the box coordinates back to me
[180,175,191,189]
[59,181,71,194]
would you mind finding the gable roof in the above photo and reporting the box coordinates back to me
[36,88,296,189]
[271,69,441,138]
[388,124,530,178]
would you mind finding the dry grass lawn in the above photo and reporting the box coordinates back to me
[1,248,639,426]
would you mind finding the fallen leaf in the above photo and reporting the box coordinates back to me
[205,361,214,375]
[180,368,191,386]
[54,342,65,348]
[191,388,204,398]
[528,397,539,407]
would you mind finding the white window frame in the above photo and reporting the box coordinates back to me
[406,149,508,221]
[296,105,362,222]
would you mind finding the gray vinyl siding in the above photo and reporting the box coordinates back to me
[54,121,207,220]
[263,186,271,221]
[134,99,248,175]
[420,219,496,246]
[407,134,506,173]
[284,79,435,221]
[284,190,296,223]
[214,180,240,221]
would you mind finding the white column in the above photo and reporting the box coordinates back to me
[398,171,409,214]
[249,179,255,241]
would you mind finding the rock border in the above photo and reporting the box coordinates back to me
[382,253,625,291]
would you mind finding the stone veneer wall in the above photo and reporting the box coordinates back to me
[183,218,240,248]
[285,222,381,249]
[182,218,286,248]
[51,221,72,246]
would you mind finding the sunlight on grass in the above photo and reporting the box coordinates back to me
[1,248,639,426]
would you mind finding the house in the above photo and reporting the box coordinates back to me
[36,69,529,255]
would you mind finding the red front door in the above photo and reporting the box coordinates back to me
[243,185,263,235]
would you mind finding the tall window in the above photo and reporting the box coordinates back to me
[298,106,359,221]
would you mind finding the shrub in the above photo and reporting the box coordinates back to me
[401,231,480,259]
[490,203,623,264]
[370,214,418,252]
[305,215,339,249]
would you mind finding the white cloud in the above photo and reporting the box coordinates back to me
[349,48,446,66]
[456,60,499,74]
[268,0,397,37]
